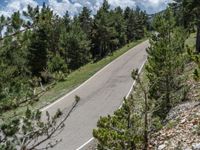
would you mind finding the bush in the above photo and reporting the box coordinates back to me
[40,69,53,83]
[93,99,144,149]
[53,71,66,82]
[47,53,68,73]
[151,117,163,131]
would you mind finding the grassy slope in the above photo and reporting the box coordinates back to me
[185,33,196,48]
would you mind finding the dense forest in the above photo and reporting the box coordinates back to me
[0,0,148,149]
[94,0,200,149]
[0,0,147,111]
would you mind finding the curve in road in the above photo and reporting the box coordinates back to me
[41,40,149,150]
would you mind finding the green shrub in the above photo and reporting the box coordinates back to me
[151,117,163,131]
[47,53,68,73]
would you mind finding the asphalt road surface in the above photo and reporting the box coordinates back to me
[41,40,149,150]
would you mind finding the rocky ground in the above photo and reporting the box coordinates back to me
[150,101,200,150]
[87,63,200,150]
[149,66,200,150]
[89,94,200,150]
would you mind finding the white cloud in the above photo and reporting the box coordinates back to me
[70,0,170,14]
[0,0,171,17]
[63,0,103,15]
[48,0,82,16]
[0,0,38,17]
[136,0,171,13]
[148,0,162,5]
[108,0,136,9]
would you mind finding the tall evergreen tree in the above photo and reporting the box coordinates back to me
[126,9,137,42]
[28,28,48,76]
[0,13,30,104]
[124,7,131,20]
[64,19,91,70]
[58,11,71,64]
[172,0,200,53]
[27,5,53,77]
[78,7,92,38]
[110,7,127,47]
[92,0,114,58]
[146,9,188,118]
[124,7,147,42]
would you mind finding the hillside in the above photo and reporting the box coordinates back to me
[150,101,200,149]
[150,62,200,149]
[148,32,200,149]
[93,5,200,149]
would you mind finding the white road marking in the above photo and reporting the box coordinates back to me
[76,59,147,150]
[126,59,147,99]
[76,138,95,150]
[41,41,147,112]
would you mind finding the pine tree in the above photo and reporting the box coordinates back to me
[58,11,71,65]
[124,7,147,43]
[124,7,131,20]
[64,19,91,70]
[111,7,127,47]
[172,0,200,53]
[135,7,148,39]
[28,28,48,76]
[27,5,53,77]
[92,0,129,58]
[0,13,30,105]
[126,9,137,42]
[63,11,71,31]
[92,0,113,58]
[188,47,200,81]
[78,7,92,38]
[146,9,188,118]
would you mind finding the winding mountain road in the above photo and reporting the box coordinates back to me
[41,40,149,150]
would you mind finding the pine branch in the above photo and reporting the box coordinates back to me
[0,25,33,41]
[28,97,80,150]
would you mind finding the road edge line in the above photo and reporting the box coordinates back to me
[76,138,95,150]
[76,59,147,150]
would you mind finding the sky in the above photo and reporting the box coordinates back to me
[0,0,171,17]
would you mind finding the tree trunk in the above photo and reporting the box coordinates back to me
[144,91,148,150]
[196,25,200,53]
